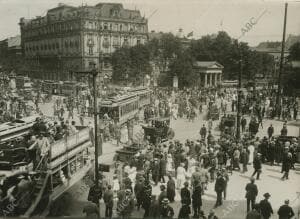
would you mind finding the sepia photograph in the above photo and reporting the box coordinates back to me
[0,0,300,218]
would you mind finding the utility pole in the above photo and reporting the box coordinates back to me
[276,2,288,116]
[236,55,243,140]
[73,63,101,188]
[92,66,99,188]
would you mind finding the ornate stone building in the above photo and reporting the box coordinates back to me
[193,61,223,87]
[19,3,148,80]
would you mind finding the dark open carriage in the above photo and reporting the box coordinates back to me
[142,117,174,144]
[207,104,220,120]
[115,143,140,162]
[219,114,236,135]
[0,147,31,171]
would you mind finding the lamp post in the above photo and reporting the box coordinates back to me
[91,63,100,189]
[73,63,100,188]
[276,2,288,117]
[236,57,243,140]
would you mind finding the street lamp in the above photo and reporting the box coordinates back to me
[72,62,101,188]
[236,57,243,140]
[91,63,100,189]
[230,46,243,141]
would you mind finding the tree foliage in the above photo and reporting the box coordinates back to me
[289,42,300,61]
[111,31,275,87]
[111,44,152,84]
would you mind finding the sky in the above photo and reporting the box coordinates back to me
[0,0,299,46]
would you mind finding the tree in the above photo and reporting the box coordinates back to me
[169,50,195,88]
[111,47,131,82]
[289,42,300,61]
[111,44,152,85]
[129,44,152,84]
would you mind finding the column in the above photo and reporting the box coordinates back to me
[219,73,222,84]
[204,73,207,87]
[209,74,212,87]
[214,73,217,86]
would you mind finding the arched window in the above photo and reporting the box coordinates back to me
[104,23,108,30]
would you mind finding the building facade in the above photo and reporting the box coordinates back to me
[193,61,223,87]
[19,3,148,81]
[0,35,22,72]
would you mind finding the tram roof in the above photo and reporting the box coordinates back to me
[99,94,138,107]
[0,115,38,133]
[129,87,150,93]
[149,117,170,122]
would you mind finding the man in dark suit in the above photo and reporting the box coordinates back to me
[181,182,191,206]
[192,180,202,218]
[278,199,295,219]
[252,153,262,180]
[281,150,292,180]
[259,192,273,219]
[103,185,114,218]
[214,172,226,208]
[245,177,258,212]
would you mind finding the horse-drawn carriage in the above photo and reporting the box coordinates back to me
[142,117,175,144]
[115,143,141,162]
[219,114,236,136]
[207,104,220,120]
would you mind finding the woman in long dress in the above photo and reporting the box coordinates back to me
[176,163,186,189]
[248,144,255,164]
[166,154,174,175]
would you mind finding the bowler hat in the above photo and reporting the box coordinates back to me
[263,193,271,198]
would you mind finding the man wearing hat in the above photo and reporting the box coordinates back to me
[245,178,258,212]
[160,198,174,219]
[192,180,202,218]
[278,199,295,219]
[252,153,262,180]
[281,148,293,180]
[142,179,152,218]
[181,181,191,206]
[158,184,167,205]
[152,158,160,185]
[281,124,288,136]
[214,171,226,208]
[259,193,273,219]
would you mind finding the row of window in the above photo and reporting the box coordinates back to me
[25,40,80,52]
[120,101,139,117]
[23,21,146,39]
[25,36,143,54]
[23,22,80,38]
[85,21,146,33]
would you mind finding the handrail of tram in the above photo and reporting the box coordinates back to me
[22,172,51,218]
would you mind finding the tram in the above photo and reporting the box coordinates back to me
[15,76,32,90]
[42,80,62,95]
[128,87,152,108]
[0,115,38,142]
[60,81,77,96]
[99,94,139,126]
[0,124,93,217]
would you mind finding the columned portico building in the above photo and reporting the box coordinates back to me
[193,61,223,88]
